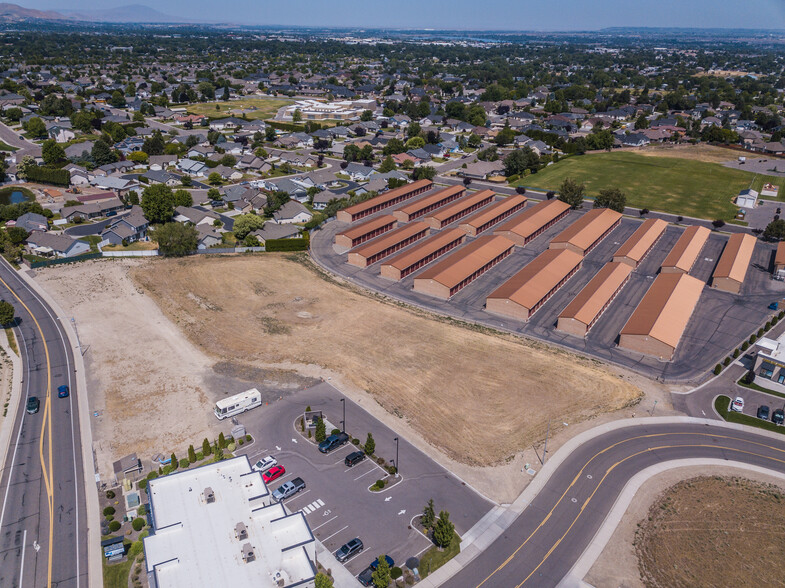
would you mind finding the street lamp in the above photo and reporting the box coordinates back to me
[393,437,399,477]
[340,398,345,433]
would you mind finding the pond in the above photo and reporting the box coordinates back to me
[0,188,35,206]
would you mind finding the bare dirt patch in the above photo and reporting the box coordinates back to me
[634,475,785,588]
[130,253,641,466]
[635,143,738,164]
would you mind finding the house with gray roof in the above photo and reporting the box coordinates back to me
[100,207,149,245]
[26,231,90,258]
[272,201,312,224]
[14,212,48,232]
[251,223,301,243]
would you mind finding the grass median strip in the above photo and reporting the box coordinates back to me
[715,395,785,434]
[419,531,461,578]
[737,377,785,400]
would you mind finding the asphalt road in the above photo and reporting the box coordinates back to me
[0,261,87,588]
[0,120,41,159]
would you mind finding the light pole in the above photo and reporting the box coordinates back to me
[394,437,399,477]
[340,398,345,433]
[650,399,658,417]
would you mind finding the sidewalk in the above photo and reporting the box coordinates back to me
[315,540,362,586]
[0,328,22,495]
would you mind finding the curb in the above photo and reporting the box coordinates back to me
[0,326,22,493]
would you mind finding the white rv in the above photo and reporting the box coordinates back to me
[214,388,262,420]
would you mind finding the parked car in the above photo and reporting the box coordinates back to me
[252,456,278,473]
[731,397,744,412]
[757,405,770,420]
[26,396,39,414]
[358,555,395,586]
[335,537,363,562]
[263,465,285,483]
[773,409,785,425]
[57,385,69,398]
[318,432,350,453]
[272,477,305,501]
[345,450,366,467]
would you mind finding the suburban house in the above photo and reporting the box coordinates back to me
[312,189,339,210]
[61,197,125,221]
[272,200,313,224]
[344,162,377,181]
[174,206,220,226]
[26,231,91,258]
[251,222,301,243]
[99,207,150,245]
[460,160,505,180]
[89,175,139,195]
[143,170,182,186]
[148,155,177,171]
[176,158,208,176]
[13,212,49,232]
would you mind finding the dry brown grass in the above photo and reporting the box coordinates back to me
[131,253,640,465]
[635,143,737,164]
[635,476,785,588]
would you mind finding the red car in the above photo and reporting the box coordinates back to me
[263,465,286,483]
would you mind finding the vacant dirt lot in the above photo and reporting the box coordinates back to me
[130,253,640,465]
[635,476,785,588]
[636,143,737,164]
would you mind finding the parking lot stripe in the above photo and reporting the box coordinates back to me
[321,525,349,543]
[315,499,324,508]
[312,515,338,531]
[302,505,312,514]
[353,467,377,481]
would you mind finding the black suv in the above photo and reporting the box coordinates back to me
[345,450,366,467]
[773,409,785,425]
[758,405,770,420]
[318,432,350,453]
[335,537,363,562]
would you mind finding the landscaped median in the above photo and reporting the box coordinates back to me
[715,395,785,434]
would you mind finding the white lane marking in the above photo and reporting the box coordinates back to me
[353,468,377,481]
[302,505,312,514]
[314,499,324,508]
[311,515,338,531]
[321,525,349,543]
[18,529,26,588]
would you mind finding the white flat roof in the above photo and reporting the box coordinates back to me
[144,456,315,588]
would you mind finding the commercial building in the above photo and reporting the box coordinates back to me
[618,272,704,360]
[660,225,711,274]
[281,98,377,121]
[711,233,757,294]
[347,221,430,267]
[413,235,515,299]
[775,242,785,278]
[557,262,633,337]
[486,248,583,321]
[144,456,316,588]
[336,179,432,222]
[752,332,785,386]
[393,185,465,223]
[612,218,668,268]
[334,214,397,248]
[459,194,528,236]
[423,189,496,229]
[380,228,465,281]
[549,208,622,255]
[493,199,570,246]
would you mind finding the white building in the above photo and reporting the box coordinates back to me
[144,456,316,588]
[281,98,376,121]
[736,188,759,209]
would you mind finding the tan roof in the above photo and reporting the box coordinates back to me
[550,208,622,252]
[613,218,668,263]
[660,225,711,272]
[776,242,785,267]
[426,189,496,222]
[558,262,633,326]
[394,185,464,217]
[486,248,583,309]
[336,214,396,241]
[713,233,757,283]
[415,235,514,288]
[349,221,429,259]
[460,194,527,229]
[341,179,432,216]
[495,199,570,240]
[620,273,704,348]
[383,228,465,271]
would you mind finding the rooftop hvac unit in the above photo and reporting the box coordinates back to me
[241,543,255,563]
[235,522,248,541]
[203,487,215,504]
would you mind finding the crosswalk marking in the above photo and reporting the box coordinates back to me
[300,498,326,515]
[315,499,324,508]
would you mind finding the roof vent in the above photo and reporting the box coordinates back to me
[203,487,215,504]
[241,543,255,563]
[235,522,248,541]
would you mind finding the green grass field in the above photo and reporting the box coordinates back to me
[186,97,294,121]
[515,152,771,220]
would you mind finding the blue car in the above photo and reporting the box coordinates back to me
[358,555,395,586]
[57,385,69,398]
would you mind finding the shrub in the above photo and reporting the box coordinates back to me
[780,310,785,320]
[138,479,148,490]
[219,432,226,448]
[732,349,739,358]
[364,432,375,456]
[750,334,757,344]
[774,316,779,326]
[714,364,722,375]
[391,567,403,580]
[238,438,244,446]
[196,451,204,460]
[137,505,147,516]
[758,328,765,337]
[132,518,146,532]
[766,321,773,331]
[315,417,326,442]
[109,520,122,532]
[246,434,252,442]
[377,456,385,465]
[331,428,341,436]
[352,438,360,445]
[744,369,756,385]
[741,341,749,351]
[103,506,116,517]
[106,515,114,522]
[370,479,387,491]
[179,459,189,469]
[106,490,116,499]
[265,236,309,251]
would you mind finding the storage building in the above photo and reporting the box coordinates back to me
[334,214,396,249]
[380,228,466,281]
[347,221,430,268]
[335,179,432,222]
[711,233,757,294]
[423,189,496,229]
[493,199,570,246]
[549,208,622,255]
[459,194,528,236]
[486,248,583,321]
[413,235,515,299]
[618,272,704,360]
[393,185,465,223]
[556,262,633,337]
[612,218,668,268]
[775,242,785,277]
[660,225,711,274]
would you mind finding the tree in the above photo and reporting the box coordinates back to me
[142,133,165,156]
[25,117,46,138]
[495,126,516,147]
[6,226,28,245]
[265,126,277,142]
[127,151,149,164]
[463,177,472,187]
[433,510,455,548]
[110,90,126,108]
[172,189,193,208]
[0,301,14,326]
[314,573,334,588]
[503,148,539,177]
[558,177,585,209]
[412,166,436,181]
[764,219,785,241]
[5,107,22,122]
[218,432,226,448]
[382,138,406,155]
[593,188,626,213]
[372,555,391,588]
[188,444,196,463]
[711,219,726,230]
[315,417,326,443]
[634,114,650,130]
[421,499,435,529]
[364,433,375,455]
[208,172,223,186]
[141,184,175,223]
[292,109,302,123]
[15,155,35,181]
[360,109,373,122]
[233,214,265,239]
[405,136,425,150]
[180,175,192,187]
[91,140,117,166]
[202,437,212,456]
[150,222,198,257]
[41,139,65,165]
[378,155,396,173]
[126,190,140,206]
[170,452,178,470]
[467,133,482,148]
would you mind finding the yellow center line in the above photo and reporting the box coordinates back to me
[0,273,54,588]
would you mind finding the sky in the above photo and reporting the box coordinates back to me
[24,0,785,30]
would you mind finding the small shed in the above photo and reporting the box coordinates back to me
[112,453,142,479]
[736,188,759,209]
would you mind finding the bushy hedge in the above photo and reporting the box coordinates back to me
[132,517,146,532]
[25,165,70,186]
[266,120,306,133]
[265,236,309,251]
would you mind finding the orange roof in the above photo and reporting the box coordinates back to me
[460,194,527,229]
[776,242,785,267]
[558,262,633,326]
[713,233,757,283]
[620,273,704,348]
[495,199,570,240]
[486,248,583,309]
[383,228,465,271]
[415,235,514,288]
[613,218,668,263]
[550,208,622,252]
[336,214,396,241]
[426,190,495,222]
[341,179,432,216]
[661,225,711,272]
[395,185,464,217]
[349,221,429,259]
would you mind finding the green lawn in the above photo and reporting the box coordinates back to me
[749,174,785,200]
[716,395,785,434]
[102,555,134,588]
[737,376,785,400]
[515,152,771,220]
[0,140,17,152]
[186,97,294,121]
[419,532,461,578]
[78,235,102,252]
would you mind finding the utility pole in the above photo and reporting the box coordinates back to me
[543,419,551,465]
[340,398,345,433]
[394,437,399,477]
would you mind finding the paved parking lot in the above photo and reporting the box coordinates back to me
[312,199,785,383]
[234,382,493,577]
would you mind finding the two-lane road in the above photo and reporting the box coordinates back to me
[0,260,87,588]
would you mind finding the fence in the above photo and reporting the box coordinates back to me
[102,250,159,257]
[25,252,102,269]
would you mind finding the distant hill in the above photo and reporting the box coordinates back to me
[61,4,191,24]
[0,2,66,21]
